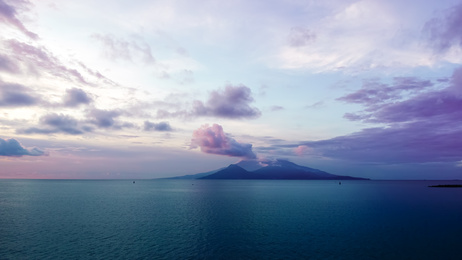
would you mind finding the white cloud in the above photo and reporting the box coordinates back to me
[274,0,462,72]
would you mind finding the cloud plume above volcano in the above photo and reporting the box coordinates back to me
[191,124,256,159]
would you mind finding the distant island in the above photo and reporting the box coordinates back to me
[168,159,368,180]
[428,184,462,188]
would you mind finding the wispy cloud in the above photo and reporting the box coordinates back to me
[4,40,89,85]
[276,1,461,72]
[92,34,155,64]
[338,74,459,124]
[338,77,433,107]
[0,0,37,39]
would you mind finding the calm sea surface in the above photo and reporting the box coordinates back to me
[1,179,462,259]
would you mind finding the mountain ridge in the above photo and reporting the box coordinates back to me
[168,159,368,180]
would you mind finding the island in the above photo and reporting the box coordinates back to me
[168,159,368,180]
[428,184,462,188]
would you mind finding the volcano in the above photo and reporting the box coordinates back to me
[170,159,368,180]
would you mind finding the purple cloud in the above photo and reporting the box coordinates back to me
[63,88,92,107]
[337,77,433,107]
[86,109,134,129]
[192,85,261,119]
[424,3,462,53]
[87,109,121,128]
[0,81,40,107]
[299,119,462,164]
[18,109,136,135]
[41,114,85,135]
[0,138,45,156]
[191,124,257,159]
[18,113,91,135]
[144,121,172,132]
[284,66,462,165]
[339,74,460,125]
[372,91,462,123]
[0,0,37,39]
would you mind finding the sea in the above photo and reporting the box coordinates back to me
[1,179,461,260]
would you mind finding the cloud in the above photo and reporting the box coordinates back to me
[338,75,460,124]
[0,53,20,73]
[371,91,462,124]
[63,88,92,107]
[18,113,88,135]
[270,105,284,112]
[276,1,462,72]
[0,138,45,156]
[4,40,88,84]
[155,84,261,120]
[18,108,135,135]
[424,3,462,53]
[305,101,324,109]
[0,0,38,39]
[337,77,433,107]
[86,109,134,129]
[40,114,85,135]
[87,109,121,128]
[280,66,462,165]
[294,145,313,156]
[92,34,155,64]
[0,81,40,107]
[191,124,257,159]
[192,84,261,119]
[299,120,462,164]
[144,121,172,131]
[288,27,316,47]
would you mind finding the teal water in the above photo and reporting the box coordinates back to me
[1,180,461,259]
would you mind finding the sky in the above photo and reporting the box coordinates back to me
[1,0,462,179]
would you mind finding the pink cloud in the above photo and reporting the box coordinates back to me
[294,145,313,156]
[191,124,256,159]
